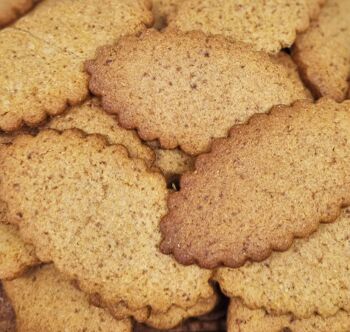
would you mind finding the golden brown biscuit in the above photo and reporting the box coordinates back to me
[0,0,153,132]
[293,0,350,102]
[47,98,155,167]
[3,265,132,332]
[0,130,214,325]
[227,299,350,332]
[0,0,35,28]
[215,208,350,318]
[167,0,324,54]
[160,98,350,268]
[87,29,310,155]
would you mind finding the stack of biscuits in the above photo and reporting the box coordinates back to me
[0,0,349,331]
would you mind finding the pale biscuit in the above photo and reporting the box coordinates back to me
[0,130,214,324]
[293,0,350,102]
[47,98,155,167]
[0,0,153,131]
[3,264,132,332]
[87,29,310,155]
[0,0,35,28]
[167,0,325,54]
[215,208,350,318]
[227,299,350,332]
[160,98,350,268]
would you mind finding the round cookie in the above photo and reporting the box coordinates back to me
[87,29,310,155]
[160,98,350,268]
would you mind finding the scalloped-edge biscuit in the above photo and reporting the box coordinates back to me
[47,98,155,167]
[293,0,350,102]
[0,0,153,132]
[167,0,325,54]
[0,130,214,323]
[3,264,132,332]
[0,0,35,28]
[160,98,350,268]
[87,29,310,155]
[227,299,350,332]
[215,207,350,318]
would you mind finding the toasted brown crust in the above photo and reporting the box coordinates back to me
[160,98,350,268]
[0,0,153,132]
[0,129,214,322]
[292,0,350,102]
[167,0,325,54]
[0,0,35,28]
[87,29,310,155]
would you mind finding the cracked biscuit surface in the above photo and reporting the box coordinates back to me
[160,99,350,268]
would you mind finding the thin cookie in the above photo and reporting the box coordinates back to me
[227,299,350,332]
[47,98,155,167]
[293,0,350,102]
[3,265,132,332]
[0,130,214,325]
[160,98,350,268]
[0,0,153,131]
[87,29,310,155]
[167,0,325,54]
[0,0,35,28]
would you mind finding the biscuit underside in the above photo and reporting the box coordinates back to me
[160,98,350,268]
[0,130,214,323]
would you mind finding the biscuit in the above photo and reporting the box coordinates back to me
[87,29,310,155]
[0,0,153,132]
[0,282,16,332]
[0,0,35,28]
[167,0,325,54]
[3,264,132,332]
[47,98,155,167]
[0,130,214,324]
[160,98,350,268]
[227,299,350,332]
[0,223,38,280]
[215,207,350,318]
[293,0,350,102]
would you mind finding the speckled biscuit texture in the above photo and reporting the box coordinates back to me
[3,265,132,332]
[0,0,153,132]
[167,0,325,53]
[293,0,350,102]
[160,98,350,268]
[87,29,310,155]
[47,98,155,167]
[0,0,35,28]
[0,130,214,325]
[227,299,350,332]
[215,208,350,318]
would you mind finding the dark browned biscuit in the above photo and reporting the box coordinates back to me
[0,0,153,131]
[227,299,350,332]
[3,264,132,332]
[293,0,350,102]
[167,0,325,53]
[0,0,35,28]
[0,130,214,324]
[86,29,310,155]
[160,98,350,268]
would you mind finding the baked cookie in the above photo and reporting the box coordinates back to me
[227,299,350,332]
[215,207,350,318]
[160,98,350,268]
[0,130,214,325]
[47,98,155,167]
[87,29,310,155]
[0,0,35,28]
[3,264,132,332]
[293,0,350,102]
[167,0,325,54]
[0,0,153,132]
